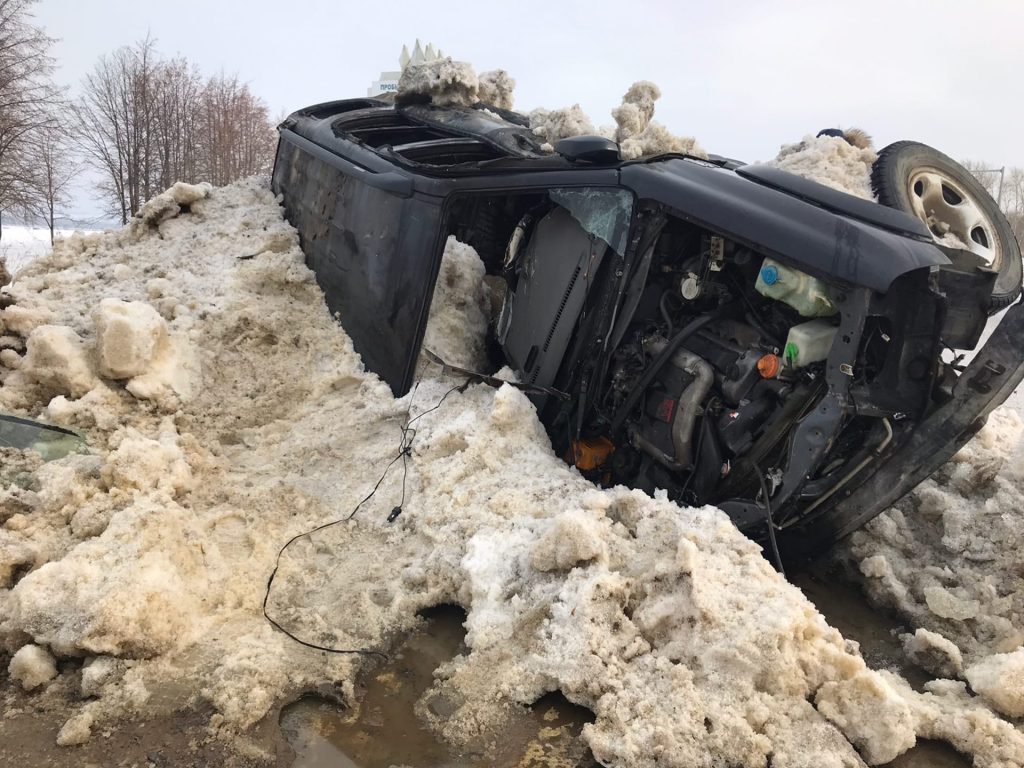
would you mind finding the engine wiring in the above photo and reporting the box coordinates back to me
[753,460,786,575]
[262,379,469,657]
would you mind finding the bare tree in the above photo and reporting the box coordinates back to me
[75,36,160,224]
[196,73,276,186]
[25,123,79,243]
[0,0,59,241]
[151,56,202,190]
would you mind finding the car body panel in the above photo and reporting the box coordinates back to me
[274,99,952,395]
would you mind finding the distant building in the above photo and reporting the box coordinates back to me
[367,39,446,97]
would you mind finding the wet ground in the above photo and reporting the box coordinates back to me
[280,606,597,768]
[278,566,972,768]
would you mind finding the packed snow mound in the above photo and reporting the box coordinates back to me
[841,407,1024,667]
[396,57,479,106]
[478,69,515,111]
[420,235,490,371]
[766,134,877,200]
[1,178,1022,767]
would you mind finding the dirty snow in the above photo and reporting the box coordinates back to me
[7,643,57,690]
[766,133,877,200]
[396,57,479,106]
[0,177,1022,766]
[612,81,706,161]
[529,105,599,145]
[478,69,515,111]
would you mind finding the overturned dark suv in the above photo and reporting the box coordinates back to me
[272,96,1024,556]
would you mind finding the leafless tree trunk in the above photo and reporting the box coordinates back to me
[0,0,59,242]
[26,123,79,243]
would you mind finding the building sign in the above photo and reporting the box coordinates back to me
[367,39,446,97]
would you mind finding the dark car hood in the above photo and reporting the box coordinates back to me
[621,158,949,291]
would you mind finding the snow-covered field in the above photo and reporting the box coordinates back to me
[1,63,1024,766]
[0,226,102,276]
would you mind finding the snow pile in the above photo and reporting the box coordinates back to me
[528,104,598,145]
[478,69,515,111]
[396,57,479,106]
[840,407,1024,715]
[612,81,706,161]
[1,178,1022,766]
[766,132,877,200]
[420,235,491,371]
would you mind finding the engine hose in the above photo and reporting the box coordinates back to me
[610,311,722,434]
[753,460,785,575]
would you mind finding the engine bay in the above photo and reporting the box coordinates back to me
[492,199,944,540]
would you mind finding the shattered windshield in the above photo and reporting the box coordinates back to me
[550,188,633,254]
[0,414,88,462]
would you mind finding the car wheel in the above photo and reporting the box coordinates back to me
[871,141,1022,310]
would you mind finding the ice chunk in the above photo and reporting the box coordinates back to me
[8,643,57,690]
[965,649,1024,717]
[902,628,964,678]
[21,325,98,398]
[815,670,917,763]
[94,298,168,379]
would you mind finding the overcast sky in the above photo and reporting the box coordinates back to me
[29,0,1024,218]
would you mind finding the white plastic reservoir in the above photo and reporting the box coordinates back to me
[754,258,837,317]
[784,319,837,369]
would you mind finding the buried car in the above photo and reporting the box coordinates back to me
[271,96,1024,557]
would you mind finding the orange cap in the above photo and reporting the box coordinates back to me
[757,353,781,379]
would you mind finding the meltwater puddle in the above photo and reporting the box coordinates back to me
[280,606,598,768]
[793,561,971,768]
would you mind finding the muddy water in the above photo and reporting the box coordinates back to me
[792,561,971,768]
[280,606,597,767]
[282,573,971,768]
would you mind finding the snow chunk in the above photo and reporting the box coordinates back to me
[8,498,209,657]
[613,80,706,161]
[21,325,98,398]
[131,181,211,233]
[529,105,596,144]
[420,236,489,371]
[530,510,607,572]
[478,69,515,111]
[94,298,168,379]
[965,649,1024,717]
[1,303,55,335]
[102,420,193,496]
[56,711,94,746]
[7,643,57,690]
[81,656,125,697]
[814,670,917,763]
[767,135,877,200]
[902,628,964,678]
[397,58,479,107]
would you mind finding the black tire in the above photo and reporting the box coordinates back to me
[872,141,1022,310]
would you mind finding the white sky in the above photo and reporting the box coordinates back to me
[29,0,1024,219]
